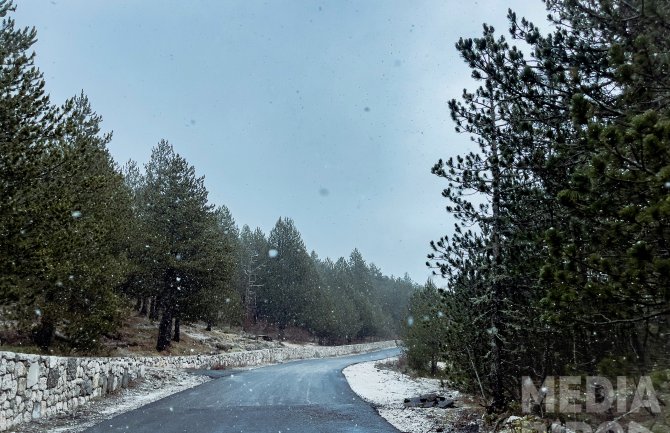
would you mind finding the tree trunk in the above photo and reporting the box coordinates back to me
[139,297,148,316]
[149,296,159,320]
[134,297,142,311]
[172,314,180,342]
[489,101,504,412]
[32,317,55,350]
[156,306,173,351]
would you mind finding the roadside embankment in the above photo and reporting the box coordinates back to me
[344,356,482,433]
[0,340,396,431]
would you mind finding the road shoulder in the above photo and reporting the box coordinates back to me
[343,356,484,433]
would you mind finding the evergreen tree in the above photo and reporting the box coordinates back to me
[120,159,154,317]
[403,280,446,375]
[237,225,269,329]
[426,0,670,411]
[141,140,218,351]
[27,94,132,351]
[0,0,61,304]
[186,205,240,330]
[534,0,670,371]
[262,217,320,332]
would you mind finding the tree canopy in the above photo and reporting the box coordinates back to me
[420,0,670,412]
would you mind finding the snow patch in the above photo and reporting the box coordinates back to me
[343,357,463,433]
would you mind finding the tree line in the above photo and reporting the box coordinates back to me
[0,0,416,353]
[407,0,670,413]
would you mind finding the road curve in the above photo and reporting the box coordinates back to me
[84,348,401,433]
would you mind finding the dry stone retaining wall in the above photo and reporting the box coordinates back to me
[0,340,396,431]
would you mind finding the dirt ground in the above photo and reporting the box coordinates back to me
[0,314,314,357]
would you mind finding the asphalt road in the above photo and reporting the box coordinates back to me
[84,348,401,433]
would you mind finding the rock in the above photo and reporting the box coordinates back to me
[15,362,25,377]
[67,358,77,380]
[7,378,17,399]
[17,377,26,394]
[100,375,107,395]
[403,397,422,407]
[80,379,93,396]
[107,374,116,393]
[420,393,439,402]
[462,422,479,433]
[26,362,39,388]
[1,374,12,390]
[437,398,455,408]
[46,369,59,389]
[404,394,455,408]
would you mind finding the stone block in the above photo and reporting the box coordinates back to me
[1,374,12,391]
[46,369,59,389]
[14,362,25,377]
[66,358,77,381]
[26,362,39,389]
[17,378,26,395]
[80,379,93,396]
[7,379,17,399]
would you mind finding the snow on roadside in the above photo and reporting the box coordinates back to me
[9,368,210,433]
[343,356,477,433]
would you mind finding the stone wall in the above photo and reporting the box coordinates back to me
[0,340,396,431]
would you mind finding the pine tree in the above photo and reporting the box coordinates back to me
[238,225,269,329]
[533,0,670,371]
[403,280,446,375]
[0,0,61,304]
[262,217,320,332]
[141,140,218,351]
[186,205,240,330]
[27,94,132,351]
[426,0,670,410]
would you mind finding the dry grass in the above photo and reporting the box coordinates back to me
[0,313,298,357]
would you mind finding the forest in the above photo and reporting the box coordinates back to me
[4,0,669,417]
[404,0,670,413]
[0,0,417,354]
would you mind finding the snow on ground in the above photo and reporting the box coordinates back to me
[344,357,481,433]
[9,368,210,433]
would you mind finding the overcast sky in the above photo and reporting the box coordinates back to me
[14,0,549,283]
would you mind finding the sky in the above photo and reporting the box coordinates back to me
[13,0,549,284]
